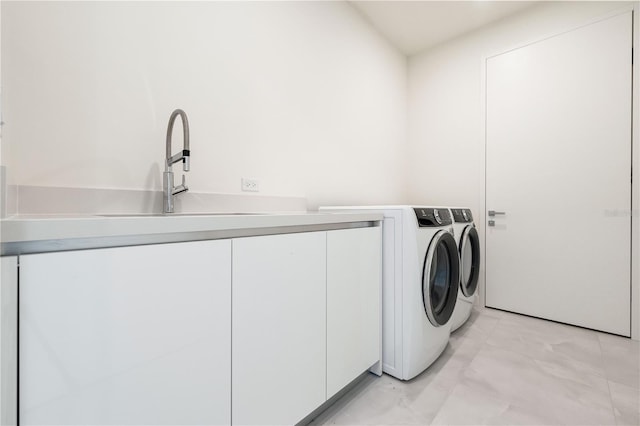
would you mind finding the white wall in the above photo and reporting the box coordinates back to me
[408,1,639,338]
[0,0,5,217]
[0,0,2,164]
[1,1,407,209]
[633,2,640,341]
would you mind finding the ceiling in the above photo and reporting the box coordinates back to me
[349,1,539,55]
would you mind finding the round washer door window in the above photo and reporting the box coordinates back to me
[460,225,480,298]
[422,231,460,327]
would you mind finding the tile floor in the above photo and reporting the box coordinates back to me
[311,307,640,425]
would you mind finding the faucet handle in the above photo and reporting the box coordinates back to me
[171,174,189,196]
[179,174,189,191]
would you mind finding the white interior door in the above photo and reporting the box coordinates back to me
[485,12,632,336]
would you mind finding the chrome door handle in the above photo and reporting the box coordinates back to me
[488,220,496,227]
[488,210,506,217]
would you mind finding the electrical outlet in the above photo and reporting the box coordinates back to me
[241,178,260,192]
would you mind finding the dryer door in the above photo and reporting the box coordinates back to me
[422,231,460,327]
[459,225,480,298]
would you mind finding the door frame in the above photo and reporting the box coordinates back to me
[479,4,639,340]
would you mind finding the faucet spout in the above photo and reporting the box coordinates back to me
[165,109,190,171]
[164,109,191,213]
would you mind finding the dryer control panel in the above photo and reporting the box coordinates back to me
[450,208,473,223]
[413,208,452,227]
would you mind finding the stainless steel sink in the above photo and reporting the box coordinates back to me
[98,212,270,218]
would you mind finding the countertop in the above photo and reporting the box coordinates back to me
[1,212,383,255]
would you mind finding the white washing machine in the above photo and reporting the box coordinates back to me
[319,206,460,380]
[448,208,481,332]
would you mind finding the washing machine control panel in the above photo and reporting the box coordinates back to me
[413,208,453,227]
[451,208,474,223]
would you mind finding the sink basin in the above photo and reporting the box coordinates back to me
[98,212,270,218]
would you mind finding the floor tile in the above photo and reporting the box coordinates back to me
[430,382,556,425]
[310,374,448,425]
[462,345,615,424]
[410,342,472,393]
[608,380,640,425]
[598,333,640,389]
[486,314,606,381]
[450,309,499,347]
[311,309,630,426]
[429,381,511,425]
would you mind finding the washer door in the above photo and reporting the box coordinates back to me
[422,231,460,327]
[459,225,480,298]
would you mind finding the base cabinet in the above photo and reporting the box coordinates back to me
[232,233,327,425]
[327,227,381,399]
[19,241,231,425]
[15,225,381,426]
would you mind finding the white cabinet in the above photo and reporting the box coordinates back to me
[326,227,381,399]
[19,241,231,425]
[232,232,326,425]
[15,224,381,425]
[1,256,17,426]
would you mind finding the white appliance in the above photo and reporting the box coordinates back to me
[319,206,460,380]
[449,208,481,332]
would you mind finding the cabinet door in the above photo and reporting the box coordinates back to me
[1,256,18,426]
[327,227,381,398]
[232,232,326,425]
[20,241,231,425]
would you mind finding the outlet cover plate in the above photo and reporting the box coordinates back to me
[241,178,259,192]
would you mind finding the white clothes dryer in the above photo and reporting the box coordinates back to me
[319,206,460,380]
[448,208,481,332]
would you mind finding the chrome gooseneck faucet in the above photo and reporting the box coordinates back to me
[163,109,190,213]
